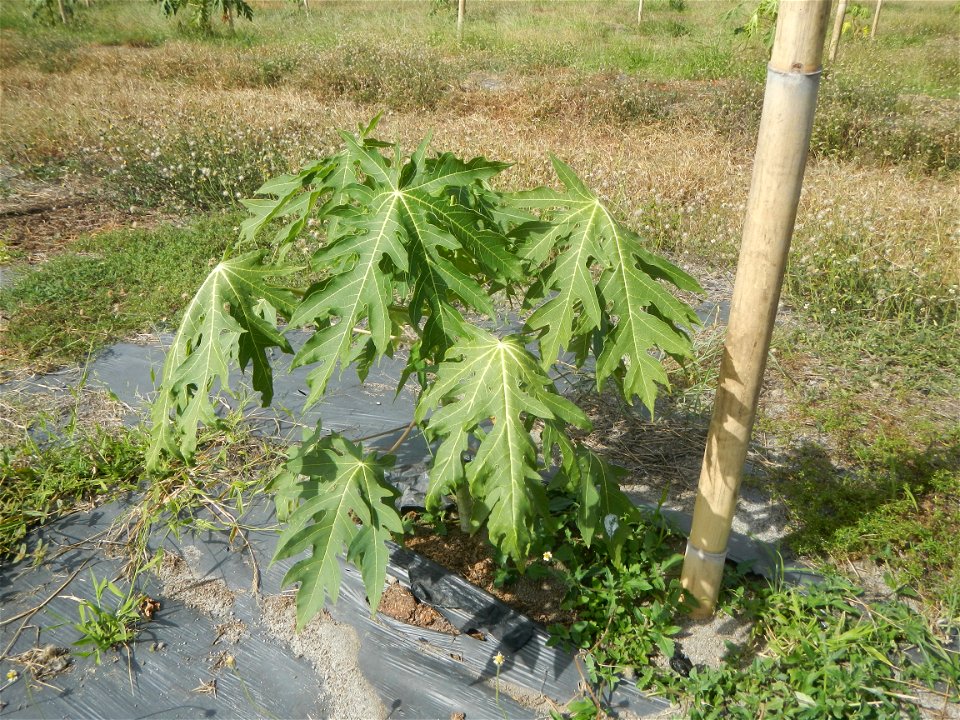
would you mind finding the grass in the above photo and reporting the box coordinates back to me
[0,403,145,558]
[69,570,146,664]
[0,214,236,369]
[678,573,960,719]
[0,383,284,562]
[0,1,958,716]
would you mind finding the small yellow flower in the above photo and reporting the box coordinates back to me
[493,652,505,667]
[6,669,18,682]
[542,551,553,562]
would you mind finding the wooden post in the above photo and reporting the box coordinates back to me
[828,0,848,62]
[457,0,466,43]
[637,0,643,24]
[679,0,831,618]
[870,0,882,40]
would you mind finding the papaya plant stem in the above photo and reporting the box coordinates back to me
[456,484,473,533]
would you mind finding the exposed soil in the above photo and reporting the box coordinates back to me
[405,524,574,628]
[0,171,165,263]
[154,547,237,619]
[377,582,458,634]
[0,199,145,262]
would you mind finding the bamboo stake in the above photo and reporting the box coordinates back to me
[457,0,466,43]
[679,0,831,618]
[870,0,882,40]
[828,0,848,62]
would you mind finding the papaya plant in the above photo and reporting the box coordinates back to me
[147,116,702,628]
[30,0,81,25]
[154,0,253,32]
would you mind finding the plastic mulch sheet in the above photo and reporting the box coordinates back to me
[2,315,804,719]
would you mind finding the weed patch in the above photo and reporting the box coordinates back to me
[771,432,960,612]
[679,577,959,719]
[69,570,146,664]
[0,215,235,368]
[98,117,295,211]
[310,40,455,110]
[813,76,960,173]
[0,417,145,558]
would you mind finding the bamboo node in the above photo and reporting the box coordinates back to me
[684,541,728,566]
[767,65,823,80]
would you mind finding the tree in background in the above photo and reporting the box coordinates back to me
[154,0,253,33]
[731,0,780,46]
[30,0,84,25]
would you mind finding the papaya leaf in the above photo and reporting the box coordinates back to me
[290,133,513,401]
[272,431,401,628]
[147,251,297,468]
[510,154,703,413]
[570,449,637,561]
[239,159,332,251]
[416,329,591,560]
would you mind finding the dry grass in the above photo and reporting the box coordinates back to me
[2,43,955,266]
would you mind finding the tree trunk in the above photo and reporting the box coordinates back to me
[828,0,848,62]
[679,0,831,618]
[870,0,882,39]
[637,0,643,24]
[457,0,466,43]
[57,0,68,24]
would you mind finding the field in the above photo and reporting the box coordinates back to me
[1,0,958,717]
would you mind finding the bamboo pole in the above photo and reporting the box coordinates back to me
[828,0,848,62]
[457,0,466,43]
[679,0,831,618]
[870,0,882,40]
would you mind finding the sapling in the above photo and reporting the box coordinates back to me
[148,116,701,627]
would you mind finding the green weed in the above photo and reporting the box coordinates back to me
[682,577,959,719]
[539,501,958,719]
[545,507,688,692]
[0,416,145,558]
[70,570,145,664]
[770,431,960,613]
